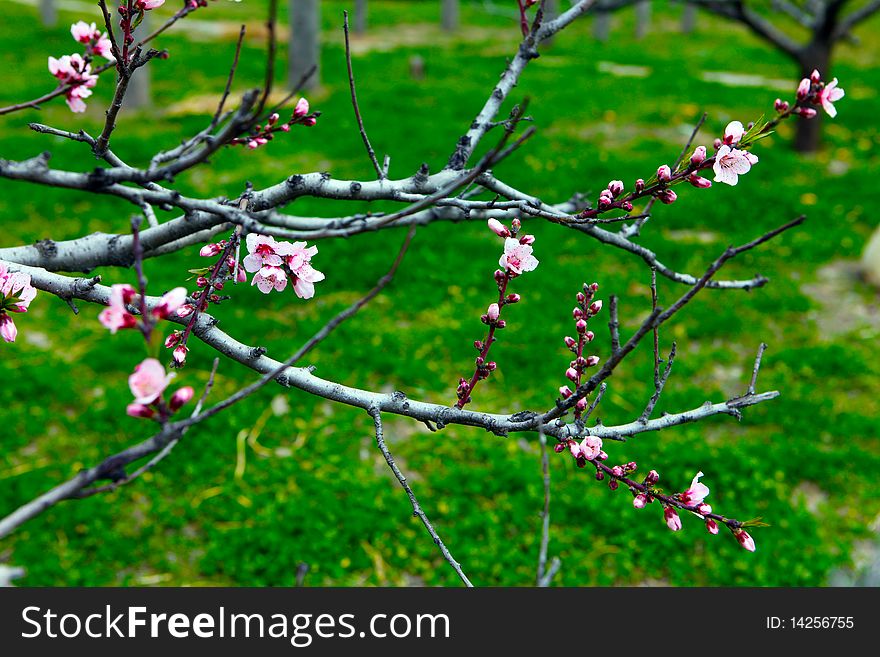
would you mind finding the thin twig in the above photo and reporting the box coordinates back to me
[608,295,621,356]
[368,407,474,587]
[343,11,383,179]
[212,26,247,127]
[748,342,768,396]
[650,268,660,388]
[638,342,676,424]
[536,425,560,587]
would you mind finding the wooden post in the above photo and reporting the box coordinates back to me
[354,0,367,34]
[289,0,321,90]
[593,4,611,42]
[681,4,696,33]
[635,1,651,40]
[121,12,151,109]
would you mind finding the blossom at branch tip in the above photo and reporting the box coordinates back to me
[128,358,174,405]
[706,519,719,535]
[796,77,811,100]
[571,435,603,461]
[499,237,539,276]
[664,507,682,531]
[713,145,758,186]
[47,53,98,113]
[818,78,845,118]
[172,345,189,365]
[679,471,710,507]
[293,97,310,119]
[69,21,114,61]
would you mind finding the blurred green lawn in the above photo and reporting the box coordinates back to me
[0,0,878,586]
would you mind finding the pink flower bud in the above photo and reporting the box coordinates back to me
[519,234,535,245]
[796,107,817,119]
[810,68,821,83]
[645,469,660,485]
[505,293,520,304]
[126,403,155,419]
[496,320,506,329]
[575,397,587,411]
[658,190,677,205]
[585,355,600,367]
[589,299,603,315]
[597,195,611,208]
[173,345,189,365]
[268,112,280,125]
[247,140,260,150]
[559,386,573,399]
[595,470,604,480]
[633,494,647,509]
[584,331,595,342]
[697,503,712,515]
[690,145,707,165]
[656,165,672,182]
[797,77,811,100]
[607,180,624,197]
[236,266,248,283]
[565,367,579,382]
[569,441,581,458]
[563,336,577,349]
[164,332,181,349]
[494,270,506,285]
[572,308,583,320]
[511,218,521,232]
[706,519,719,535]
[575,319,588,333]
[487,218,510,237]
[294,97,310,118]
[635,178,645,193]
[774,98,789,113]
[169,386,194,411]
[576,292,586,303]
[611,465,624,477]
[688,174,712,189]
[199,243,222,257]
[664,507,682,531]
[608,479,619,491]
[196,276,208,288]
[302,117,317,127]
[736,529,756,552]
[713,138,722,150]
[487,303,500,322]
[554,442,566,453]
[621,201,633,212]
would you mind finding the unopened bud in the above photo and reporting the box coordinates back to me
[796,107,818,119]
[519,234,535,245]
[293,97,310,118]
[774,98,789,113]
[664,507,682,531]
[656,164,672,182]
[608,479,619,491]
[173,345,189,365]
[589,299,603,315]
[706,519,719,535]
[797,77,811,100]
[735,529,756,552]
[585,355,600,367]
[487,303,500,322]
[199,243,222,257]
[584,330,595,342]
[633,494,647,509]
[487,218,510,237]
[169,386,194,412]
[559,385,573,399]
[688,173,712,189]
[506,293,521,304]
[565,367,579,382]
[635,178,645,193]
[658,189,678,205]
[576,319,588,333]
[575,397,588,412]
[810,68,821,83]
[645,469,660,485]
[563,336,577,349]
[607,180,624,197]
[690,145,707,165]
[126,403,155,419]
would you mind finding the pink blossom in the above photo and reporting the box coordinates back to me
[499,237,539,276]
[664,507,682,531]
[70,21,99,43]
[487,218,510,238]
[294,97,310,119]
[713,145,758,186]
[679,471,710,507]
[723,120,745,145]
[252,266,288,294]
[817,78,845,118]
[153,287,187,319]
[98,284,137,333]
[0,264,37,312]
[282,242,325,299]
[0,314,17,343]
[48,53,98,113]
[736,529,756,552]
[128,358,174,405]
[93,35,114,60]
[574,436,602,460]
[243,234,284,272]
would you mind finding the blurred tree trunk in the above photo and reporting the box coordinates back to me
[289,0,321,91]
[795,40,831,153]
[39,0,57,27]
[593,5,611,41]
[354,0,367,34]
[635,0,651,39]
[543,0,559,45]
[442,0,459,32]
[681,4,696,33]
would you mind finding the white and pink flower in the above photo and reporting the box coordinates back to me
[0,263,38,344]
[818,78,845,118]
[252,265,288,294]
[98,283,138,334]
[679,471,710,507]
[128,358,174,405]
[713,145,758,186]
[48,53,99,112]
[499,237,539,276]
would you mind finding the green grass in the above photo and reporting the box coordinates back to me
[1,1,879,586]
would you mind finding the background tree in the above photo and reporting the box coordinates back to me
[290,0,321,90]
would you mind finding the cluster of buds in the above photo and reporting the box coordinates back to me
[230,99,319,150]
[780,68,846,119]
[555,435,609,469]
[126,357,193,422]
[455,218,538,408]
[117,2,166,61]
[0,263,37,344]
[596,179,633,212]
[558,283,602,419]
